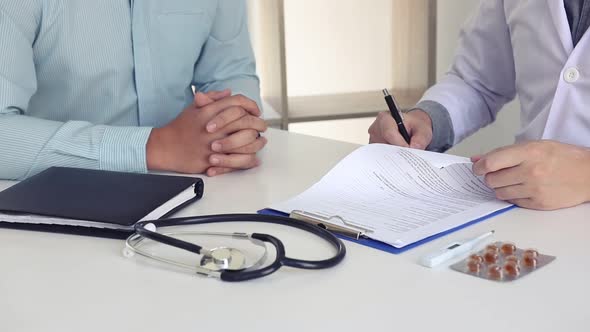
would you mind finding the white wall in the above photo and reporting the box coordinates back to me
[283,0,393,97]
[284,0,391,142]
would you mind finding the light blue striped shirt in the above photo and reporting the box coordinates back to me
[0,0,260,180]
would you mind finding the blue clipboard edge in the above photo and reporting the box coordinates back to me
[258,205,517,255]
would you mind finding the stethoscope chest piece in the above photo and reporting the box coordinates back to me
[200,247,247,271]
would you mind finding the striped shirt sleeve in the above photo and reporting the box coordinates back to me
[0,1,151,180]
[0,114,152,181]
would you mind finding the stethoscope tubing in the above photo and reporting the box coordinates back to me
[133,213,346,281]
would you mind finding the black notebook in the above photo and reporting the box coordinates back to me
[0,167,204,238]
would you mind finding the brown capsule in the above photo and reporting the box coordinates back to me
[484,249,499,264]
[503,261,521,278]
[487,264,503,280]
[523,255,538,269]
[469,254,484,264]
[505,255,520,265]
[500,242,517,256]
[524,249,539,258]
[466,259,483,274]
[485,244,499,253]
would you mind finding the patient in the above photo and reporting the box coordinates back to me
[0,0,266,180]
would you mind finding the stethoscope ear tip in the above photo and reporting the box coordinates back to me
[122,247,135,258]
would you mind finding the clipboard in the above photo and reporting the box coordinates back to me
[258,205,516,254]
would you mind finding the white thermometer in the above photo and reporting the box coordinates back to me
[419,230,495,268]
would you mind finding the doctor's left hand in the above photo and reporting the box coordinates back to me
[472,140,590,210]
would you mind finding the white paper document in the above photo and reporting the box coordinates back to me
[270,144,512,248]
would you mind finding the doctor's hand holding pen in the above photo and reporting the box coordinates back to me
[368,108,433,150]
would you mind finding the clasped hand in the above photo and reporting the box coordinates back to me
[147,89,267,176]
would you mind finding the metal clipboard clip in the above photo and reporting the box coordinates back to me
[289,210,374,240]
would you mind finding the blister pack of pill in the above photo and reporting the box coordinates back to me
[450,242,556,282]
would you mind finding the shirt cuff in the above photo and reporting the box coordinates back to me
[409,100,455,152]
[100,126,153,173]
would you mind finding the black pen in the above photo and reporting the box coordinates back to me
[382,88,411,144]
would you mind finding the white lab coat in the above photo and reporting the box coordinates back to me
[421,0,590,147]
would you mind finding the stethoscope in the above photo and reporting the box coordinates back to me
[123,214,346,282]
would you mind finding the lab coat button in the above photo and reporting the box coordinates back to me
[564,67,580,83]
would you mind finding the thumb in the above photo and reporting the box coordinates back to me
[408,122,432,150]
[194,92,215,107]
[470,155,483,163]
[205,89,232,101]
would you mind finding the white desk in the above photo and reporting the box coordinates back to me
[1,129,589,332]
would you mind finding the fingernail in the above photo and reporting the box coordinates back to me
[207,123,217,132]
[211,157,220,165]
[212,142,222,152]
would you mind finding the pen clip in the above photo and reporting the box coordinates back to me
[289,210,373,240]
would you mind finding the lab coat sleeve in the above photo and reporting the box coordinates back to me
[419,0,517,145]
[192,0,262,113]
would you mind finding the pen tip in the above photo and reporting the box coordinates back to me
[491,230,495,234]
[382,89,390,96]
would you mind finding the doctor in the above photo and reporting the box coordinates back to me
[369,0,590,211]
